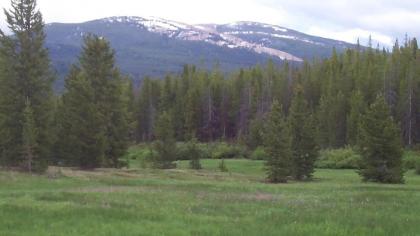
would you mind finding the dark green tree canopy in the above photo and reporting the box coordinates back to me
[358,94,404,183]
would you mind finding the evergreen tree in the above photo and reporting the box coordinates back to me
[186,138,202,170]
[153,111,176,169]
[264,101,292,183]
[121,77,136,141]
[80,35,129,167]
[56,68,105,168]
[56,36,129,168]
[347,90,366,145]
[247,118,265,149]
[136,77,159,142]
[0,0,55,170]
[185,88,201,140]
[358,94,404,183]
[22,99,38,173]
[289,86,318,180]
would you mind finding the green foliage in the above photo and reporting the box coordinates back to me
[415,159,420,175]
[264,101,292,183]
[316,148,362,169]
[289,85,319,180]
[347,90,366,146]
[247,118,265,149]
[402,151,420,170]
[79,35,129,168]
[186,138,202,170]
[176,142,211,161]
[152,112,177,169]
[358,95,405,183]
[56,69,105,169]
[56,35,129,169]
[250,147,269,160]
[125,37,420,154]
[127,145,159,169]
[22,99,44,173]
[210,142,248,159]
[218,159,228,172]
[0,0,55,170]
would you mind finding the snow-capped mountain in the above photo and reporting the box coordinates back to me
[44,16,357,88]
[100,16,303,61]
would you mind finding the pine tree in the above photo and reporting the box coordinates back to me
[56,35,129,168]
[347,90,366,146]
[185,88,201,140]
[22,99,38,173]
[289,86,318,180]
[264,100,292,183]
[153,111,176,169]
[358,94,404,183]
[121,77,136,141]
[247,118,265,150]
[0,0,55,170]
[187,138,202,170]
[56,68,105,169]
[136,78,159,142]
[80,35,129,167]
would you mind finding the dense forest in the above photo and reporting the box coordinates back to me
[0,0,417,183]
[135,38,419,148]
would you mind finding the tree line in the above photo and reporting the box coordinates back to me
[0,0,414,183]
[136,39,419,148]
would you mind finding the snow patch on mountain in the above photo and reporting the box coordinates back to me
[100,16,305,61]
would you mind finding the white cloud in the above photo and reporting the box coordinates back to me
[1,0,287,24]
[308,27,394,47]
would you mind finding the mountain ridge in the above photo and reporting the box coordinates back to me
[44,16,358,87]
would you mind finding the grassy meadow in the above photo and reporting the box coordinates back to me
[0,158,420,236]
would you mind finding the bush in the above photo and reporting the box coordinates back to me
[123,145,156,168]
[184,139,202,170]
[210,142,248,159]
[152,141,177,169]
[218,159,228,172]
[402,151,420,170]
[250,147,269,160]
[316,147,362,169]
[415,158,420,175]
[176,142,211,160]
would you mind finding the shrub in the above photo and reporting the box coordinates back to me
[185,139,202,170]
[250,147,269,160]
[123,145,157,168]
[402,151,420,170]
[176,142,211,161]
[117,158,130,169]
[415,158,420,175]
[316,147,362,169]
[211,142,248,159]
[152,141,177,169]
[218,159,228,172]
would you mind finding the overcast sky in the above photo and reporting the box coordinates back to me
[0,0,419,46]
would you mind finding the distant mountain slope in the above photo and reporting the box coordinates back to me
[45,16,357,86]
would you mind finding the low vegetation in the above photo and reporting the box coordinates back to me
[316,148,362,169]
[1,159,420,236]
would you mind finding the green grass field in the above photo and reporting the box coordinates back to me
[1,159,419,236]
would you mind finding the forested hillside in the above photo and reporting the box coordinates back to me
[135,40,420,149]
